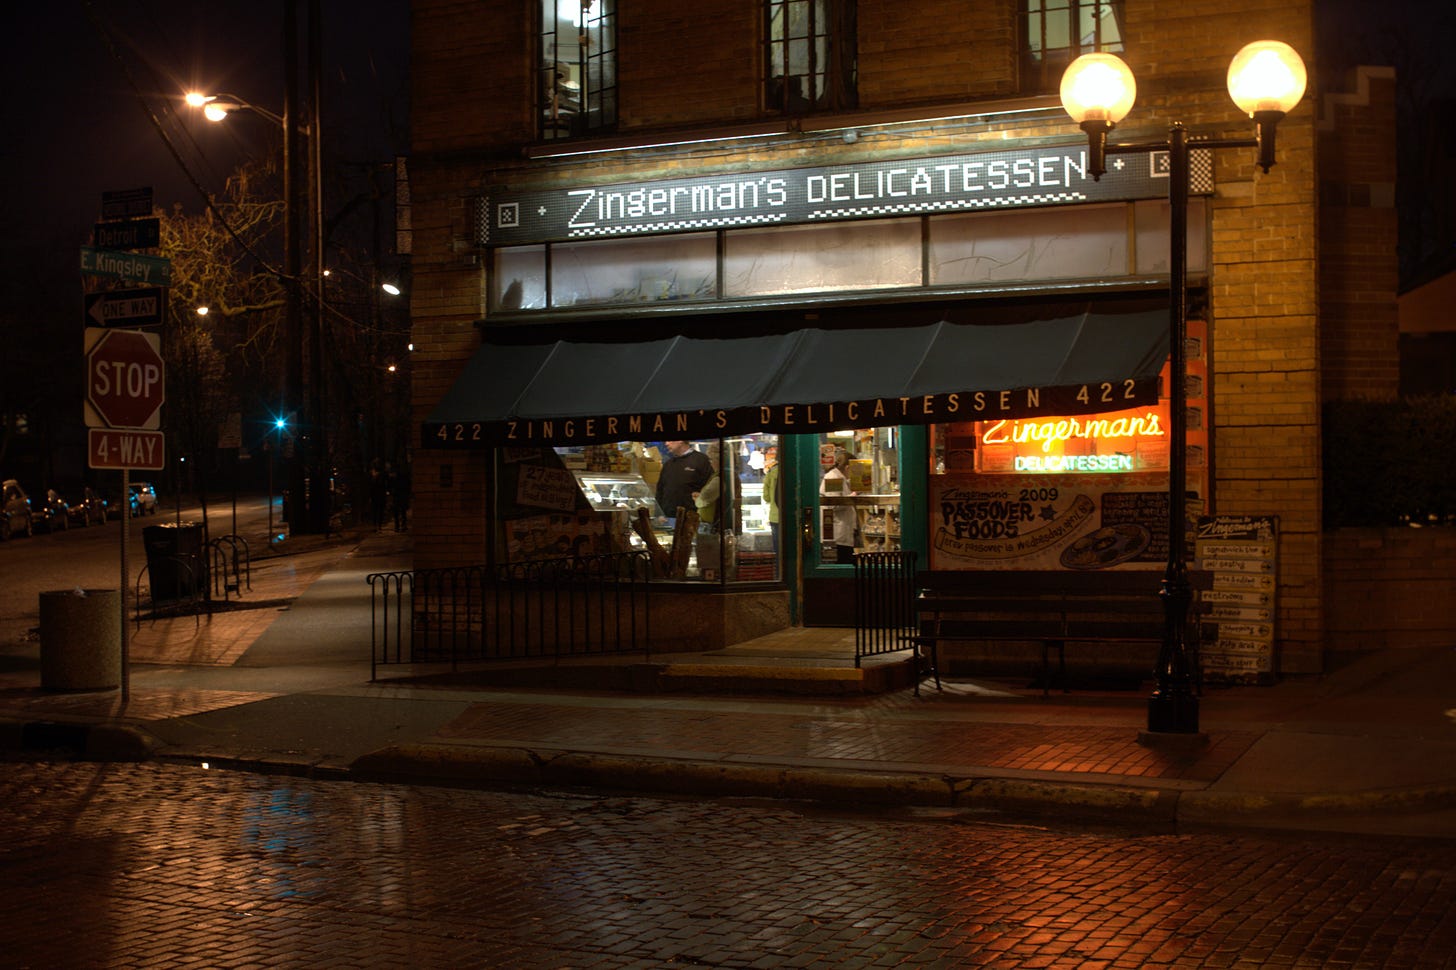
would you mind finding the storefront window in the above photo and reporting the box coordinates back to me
[493,245,547,310]
[724,219,921,298]
[552,233,717,307]
[929,204,1129,285]
[548,435,781,583]
[924,326,1209,572]
[1134,198,1208,275]
[814,427,899,565]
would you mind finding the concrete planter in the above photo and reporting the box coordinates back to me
[39,588,121,690]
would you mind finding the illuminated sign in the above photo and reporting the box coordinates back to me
[975,407,1170,475]
[479,143,1215,246]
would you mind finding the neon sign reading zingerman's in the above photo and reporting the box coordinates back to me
[982,411,1165,453]
[425,379,1161,448]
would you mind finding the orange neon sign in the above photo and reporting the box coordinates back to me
[981,411,1166,453]
[966,403,1172,475]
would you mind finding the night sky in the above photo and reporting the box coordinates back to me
[1,1,408,278]
[1,1,1451,388]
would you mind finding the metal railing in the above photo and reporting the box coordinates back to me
[852,549,918,666]
[207,535,251,601]
[135,556,204,630]
[368,551,654,679]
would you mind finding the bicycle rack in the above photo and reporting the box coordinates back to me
[207,534,252,601]
[134,556,204,630]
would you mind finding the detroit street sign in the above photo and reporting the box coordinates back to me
[93,218,160,250]
[80,247,172,286]
[84,287,165,328]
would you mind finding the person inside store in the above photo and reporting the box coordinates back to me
[762,446,781,551]
[655,440,713,526]
[695,447,725,533]
[820,446,858,564]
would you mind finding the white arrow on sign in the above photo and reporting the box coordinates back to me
[85,288,164,327]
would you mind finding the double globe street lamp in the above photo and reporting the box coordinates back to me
[1058,40,1307,735]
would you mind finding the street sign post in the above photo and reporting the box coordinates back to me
[80,247,172,286]
[101,186,153,220]
[84,287,165,328]
[93,218,161,250]
[84,328,165,430]
[88,429,165,470]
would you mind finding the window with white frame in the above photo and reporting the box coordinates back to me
[765,0,857,114]
[540,0,617,139]
[1021,0,1124,95]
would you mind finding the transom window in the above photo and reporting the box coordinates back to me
[1021,0,1124,95]
[540,0,617,140]
[764,0,857,115]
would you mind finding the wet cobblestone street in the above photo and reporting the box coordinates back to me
[3,761,1454,968]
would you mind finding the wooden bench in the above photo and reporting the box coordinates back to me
[910,569,1215,696]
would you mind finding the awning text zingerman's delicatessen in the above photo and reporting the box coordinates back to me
[424,378,1161,448]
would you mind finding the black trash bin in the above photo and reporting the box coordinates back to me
[143,522,207,602]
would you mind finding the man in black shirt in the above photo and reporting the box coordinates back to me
[655,440,713,524]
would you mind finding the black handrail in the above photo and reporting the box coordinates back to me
[853,550,918,666]
[368,551,653,679]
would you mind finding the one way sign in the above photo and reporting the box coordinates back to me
[84,287,164,327]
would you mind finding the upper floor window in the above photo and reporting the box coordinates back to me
[540,0,617,139]
[764,0,857,115]
[1021,0,1124,95]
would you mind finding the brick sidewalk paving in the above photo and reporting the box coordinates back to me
[434,700,1259,782]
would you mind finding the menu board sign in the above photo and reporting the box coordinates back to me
[1196,515,1278,684]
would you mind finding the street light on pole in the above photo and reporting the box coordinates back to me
[1059,39,1307,736]
[184,12,329,535]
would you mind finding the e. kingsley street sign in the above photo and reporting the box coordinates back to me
[80,246,172,286]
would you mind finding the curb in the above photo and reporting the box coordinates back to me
[1178,784,1456,821]
[348,742,1180,825]
[8,719,1456,833]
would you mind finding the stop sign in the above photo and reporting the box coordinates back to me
[87,329,165,429]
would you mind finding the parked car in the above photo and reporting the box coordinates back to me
[129,481,159,516]
[1,479,34,540]
[67,487,109,527]
[34,489,70,532]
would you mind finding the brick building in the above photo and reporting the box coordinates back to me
[404,1,1397,677]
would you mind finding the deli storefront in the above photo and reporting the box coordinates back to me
[424,139,1212,640]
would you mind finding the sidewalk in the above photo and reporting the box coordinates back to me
[2,528,1455,839]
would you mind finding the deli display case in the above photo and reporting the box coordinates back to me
[574,472,661,516]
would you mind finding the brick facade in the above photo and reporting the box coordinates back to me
[406,1,1400,669]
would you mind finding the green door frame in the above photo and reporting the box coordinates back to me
[780,427,928,623]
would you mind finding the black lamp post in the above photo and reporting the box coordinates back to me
[1059,40,1307,734]
[183,0,329,534]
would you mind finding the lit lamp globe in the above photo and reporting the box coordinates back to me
[1226,40,1306,171]
[1059,52,1137,179]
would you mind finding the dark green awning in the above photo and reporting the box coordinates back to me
[423,305,1169,448]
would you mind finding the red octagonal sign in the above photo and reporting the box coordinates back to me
[86,329,165,430]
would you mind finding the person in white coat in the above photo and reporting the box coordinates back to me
[820,447,857,564]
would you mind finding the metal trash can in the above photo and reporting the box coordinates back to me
[40,589,121,691]
[143,522,207,601]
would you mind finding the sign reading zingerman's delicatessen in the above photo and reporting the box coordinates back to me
[429,380,1162,448]
[478,142,1213,245]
